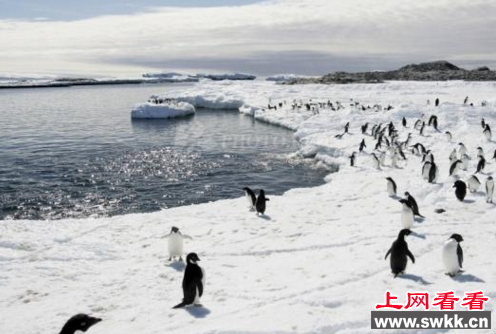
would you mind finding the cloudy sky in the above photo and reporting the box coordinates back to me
[1,0,495,77]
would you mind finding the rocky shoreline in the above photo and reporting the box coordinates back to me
[288,60,496,84]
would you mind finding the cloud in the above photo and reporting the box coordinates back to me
[1,0,496,76]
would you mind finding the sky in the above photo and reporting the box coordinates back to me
[1,0,496,78]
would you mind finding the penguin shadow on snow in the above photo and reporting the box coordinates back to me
[185,306,212,318]
[451,273,485,283]
[397,274,433,285]
[166,261,186,272]
[257,214,272,221]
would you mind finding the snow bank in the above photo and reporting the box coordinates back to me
[130,102,195,119]
[2,80,496,334]
[265,73,312,82]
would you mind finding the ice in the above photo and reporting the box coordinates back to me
[130,102,195,119]
[2,80,496,333]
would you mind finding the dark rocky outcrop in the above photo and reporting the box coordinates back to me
[288,61,496,84]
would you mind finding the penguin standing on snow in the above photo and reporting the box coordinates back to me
[467,175,481,192]
[445,131,452,141]
[458,143,467,157]
[243,187,257,210]
[349,152,356,167]
[385,229,415,278]
[483,124,492,141]
[453,180,467,201]
[443,234,464,277]
[449,160,462,176]
[173,253,205,308]
[386,177,397,197]
[255,189,269,215]
[404,192,424,218]
[476,156,486,173]
[359,139,366,152]
[59,314,101,334]
[163,227,192,262]
[486,176,494,203]
[371,153,381,169]
[399,199,415,229]
[402,117,407,127]
[344,122,350,133]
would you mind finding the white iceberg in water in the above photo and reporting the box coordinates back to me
[131,101,195,119]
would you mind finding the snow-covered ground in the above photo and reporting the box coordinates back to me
[130,101,195,119]
[1,80,496,333]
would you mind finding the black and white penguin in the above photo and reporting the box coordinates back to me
[255,189,269,215]
[476,156,486,173]
[486,176,494,203]
[163,226,193,262]
[385,229,415,278]
[399,199,414,229]
[349,152,356,167]
[344,122,350,133]
[243,187,257,210]
[445,131,452,141]
[173,252,205,308]
[361,123,368,134]
[481,117,486,129]
[59,314,101,334]
[467,175,481,193]
[443,234,464,277]
[458,142,467,157]
[386,177,397,197]
[371,153,381,170]
[483,124,492,141]
[449,160,462,176]
[428,162,439,183]
[453,180,467,201]
[402,117,407,127]
[476,147,485,158]
[404,192,424,218]
[449,148,458,163]
[435,98,440,107]
[359,139,366,152]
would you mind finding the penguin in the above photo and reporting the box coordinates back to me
[476,147,485,158]
[255,189,269,215]
[476,156,486,173]
[435,98,440,107]
[449,160,462,176]
[402,117,407,127]
[464,96,469,105]
[445,131,452,141]
[483,124,492,141]
[419,122,425,136]
[443,234,464,277]
[386,177,397,197]
[349,152,356,167]
[344,122,350,133]
[458,143,467,157]
[361,123,368,134]
[422,162,431,180]
[485,176,494,203]
[59,314,101,334]
[391,152,399,168]
[449,148,458,163]
[359,139,366,152]
[481,117,486,129]
[467,175,481,193]
[414,119,422,130]
[405,192,424,218]
[399,199,415,229]
[243,187,257,210]
[163,227,192,262]
[379,151,386,166]
[453,180,467,201]
[422,151,434,164]
[428,162,439,183]
[371,153,381,170]
[173,253,205,308]
[385,229,415,278]
[460,154,470,171]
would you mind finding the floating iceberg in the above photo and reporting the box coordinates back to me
[130,101,195,119]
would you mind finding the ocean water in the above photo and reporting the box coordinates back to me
[0,83,329,220]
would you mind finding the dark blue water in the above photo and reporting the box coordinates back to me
[0,84,328,220]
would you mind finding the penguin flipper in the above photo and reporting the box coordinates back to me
[173,301,188,309]
[406,249,415,264]
[183,235,193,240]
[457,245,463,268]
[384,248,391,260]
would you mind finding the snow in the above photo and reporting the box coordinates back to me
[265,74,313,82]
[130,102,195,119]
[2,80,496,333]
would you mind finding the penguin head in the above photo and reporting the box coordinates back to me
[453,180,466,189]
[171,226,179,233]
[259,189,265,197]
[404,191,410,197]
[488,176,493,181]
[449,233,464,243]
[186,252,201,264]
[60,314,101,333]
